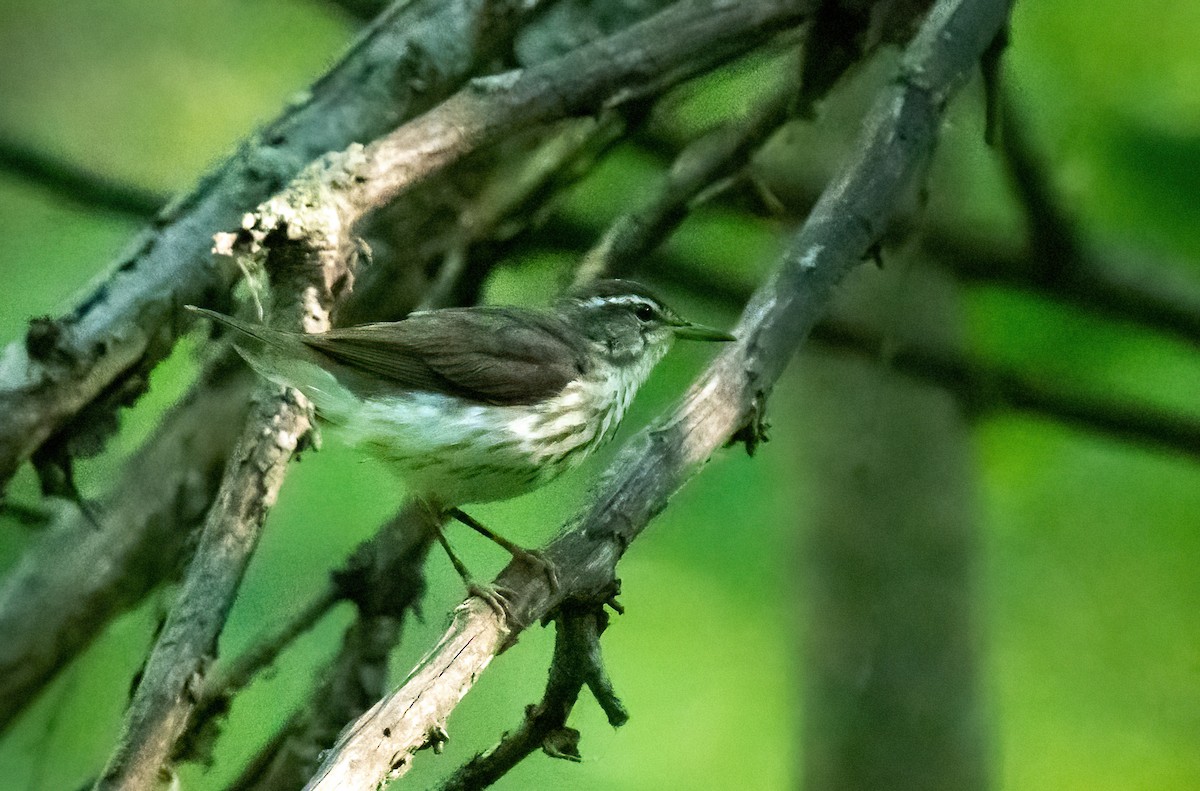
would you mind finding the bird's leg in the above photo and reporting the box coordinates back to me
[430,521,511,621]
[448,507,559,592]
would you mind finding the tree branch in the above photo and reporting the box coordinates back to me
[302,1,1014,787]
[0,354,253,735]
[217,504,438,791]
[0,137,163,218]
[0,0,545,493]
[573,65,797,285]
[0,26,642,736]
[635,118,1200,348]
[272,0,813,241]
[93,115,362,788]
[544,230,1200,463]
[437,606,626,791]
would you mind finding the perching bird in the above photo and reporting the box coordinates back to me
[189,279,733,605]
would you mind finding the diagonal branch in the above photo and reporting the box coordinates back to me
[0,137,164,218]
[303,0,1014,788]
[0,354,253,735]
[572,65,797,285]
[273,0,814,241]
[216,504,438,791]
[94,118,364,789]
[0,2,665,733]
[437,606,627,791]
[0,0,546,493]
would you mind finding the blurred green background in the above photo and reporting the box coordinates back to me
[1,1,1198,789]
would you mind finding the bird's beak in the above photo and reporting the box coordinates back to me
[673,322,736,342]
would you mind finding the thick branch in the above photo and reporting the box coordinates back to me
[94,163,357,790]
[303,1,1013,787]
[288,0,814,233]
[0,355,252,734]
[0,50,634,739]
[0,0,543,492]
[92,388,316,791]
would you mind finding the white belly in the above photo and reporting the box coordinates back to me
[300,358,655,508]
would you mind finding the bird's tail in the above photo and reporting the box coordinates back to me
[185,306,293,351]
[185,305,358,422]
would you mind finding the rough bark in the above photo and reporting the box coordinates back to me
[0,355,252,733]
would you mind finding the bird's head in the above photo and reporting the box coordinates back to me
[559,279,735,368]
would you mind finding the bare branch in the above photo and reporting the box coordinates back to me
[809,320,1200,458]
[438,607,625,791]
[0,355,252,735]
[635,119,1200,347]
[93,390,316,791]
[282,0,814,235]
[0,137,163,218]
[180,587,343,762]
[93,115,362,787]
[213,504,437,791]
[549,228,1200,462]
[0,47,634,738]
[0,0,545,492]
[303,1,1014,787]
[573,66,797,285]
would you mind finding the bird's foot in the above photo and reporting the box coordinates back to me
[508,546,559,593]
[448,507,559,592]
[466,582,516,624]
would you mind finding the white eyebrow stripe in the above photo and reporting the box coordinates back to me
[577,295,660,311]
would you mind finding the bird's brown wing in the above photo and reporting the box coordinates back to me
[300,307,590,406]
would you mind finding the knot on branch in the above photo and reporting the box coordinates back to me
[554,604,630,729]
[213,145,370,329]
[24,315,71,366]
[439,604,628,788]
[728,389,771,456]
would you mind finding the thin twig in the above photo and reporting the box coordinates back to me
[213,504,437,791]
[438,607,625,791]
[0,137,164,218]
[808,320,1200,458]
[177,586,343,764]
[551,231,1200,463]
[632,118,1200,347]
[996,86,1083,282]
[303,1,1013,787]
[573,68,797,285]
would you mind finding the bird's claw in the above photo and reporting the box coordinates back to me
[467,582,515,624]
[512,547,559,593]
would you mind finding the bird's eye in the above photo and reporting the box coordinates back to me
[634,304,656,322]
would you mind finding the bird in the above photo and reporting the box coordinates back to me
[188,279,734,610]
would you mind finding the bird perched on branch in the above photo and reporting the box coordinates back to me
[189,279,734,611]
